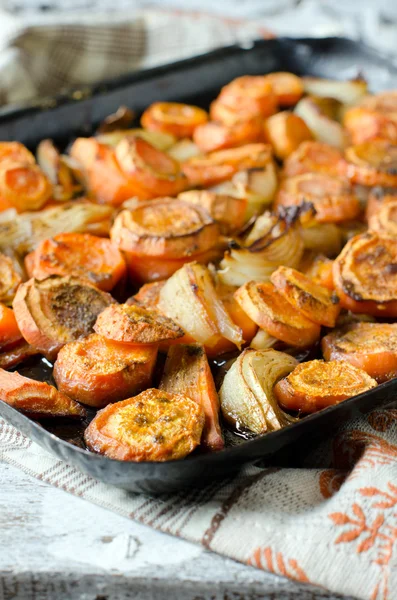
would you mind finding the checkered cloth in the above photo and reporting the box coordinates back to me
[0,7,397,600]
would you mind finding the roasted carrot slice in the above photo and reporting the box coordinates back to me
[25,233,126,292]
[160,344,224,451]
[70,138,143,205]
[115,136,187,198]
[0,369,85,419]
[0,341,38,370]
[0,142,35,166]
[304,254,335,290]
[13,275,115,360]
[367,195,397,238]
[0,253,22,305]
[333,232,397,317]
[0,162,52,213]
[84,388,204,461]
[275,173,361,224]
[215,76,278,120]
[343,106,397,145]
[53,334,157,408]
[274,359,377,413]
[271,266,340,327]
[128,281,165,309]
[111,198,220,283]
[342,140,397,187]
[193,117,263,154]
[234,281,320,348]
[283,141,346,178]
[263,72,303,106]
[178,190,247,234]
[94,304,184,344]
[141,102,208,139]
[322,322,397,383]
[366,187,397,221]
[264,112,313,160]
[182,143,273,187]
[0,304,23,350]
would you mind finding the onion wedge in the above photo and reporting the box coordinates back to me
[0,253,22,305]
[160,343,224,451]
[219,348,298,434]
[274,359,377,414]
[158,261,243,355]
[250,329,277,350]
[0,369,85,419]
[295,97,348,149]
[302,77,367,105]
[96,128,176,151]
[13,275,115,360]
[37,139,82,201]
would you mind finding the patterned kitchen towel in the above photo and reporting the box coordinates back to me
[1,407,397,600]
[0,7,272,106]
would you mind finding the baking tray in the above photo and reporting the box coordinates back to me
[0,36,397,495]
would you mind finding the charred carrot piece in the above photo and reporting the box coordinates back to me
[0,368,85,418]
[160,344,224,451]
[333,232,397,317]
[322,322,397,383]
[141,102,208,139]
[271,266,340,327]
[274,359,377,414]
[84,388,204,461]
[234,281,320,348]
[94,304,184,344]
[53,334,158,407]
[25,232,126,292]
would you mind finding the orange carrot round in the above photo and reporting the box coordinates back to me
[283,141,346,178]
[0,162,52,212]
[25,233,126,292]
[141,102,208,139]
[193,117,263,154]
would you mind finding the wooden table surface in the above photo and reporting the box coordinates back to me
[0,462,352,600]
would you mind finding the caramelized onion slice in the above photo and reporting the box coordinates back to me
[0,161,53,213]
[111,198,218,260]
[160,343,224,451]
[333,232,397,316]
[37,139,82,201]
[141,102,208,139]
[264,111,313,160]
[178,190,247,234]
[84,388,204,461]
[343,140,397,187]
[219,348,298,434]
[274,359,377,414]
[94,303,184,344]
[295,97,348,149]
[54,334,157,408]
[96,129,176,151]
[218,211,304,287]
[235,281,320,348]
[302,77,367,105]
[13,275,115,360]
[283,141,346,178]
[158,261,243,353]
[271,266,340,327]
[182,143,273,187]
[167,139,202,162]
[322,322,397,382]
[275,173,361,224]
[0,253,22,305]
[0,368,85,419]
